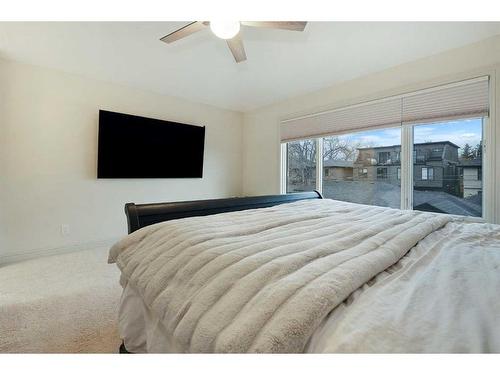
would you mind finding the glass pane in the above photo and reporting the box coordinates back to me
[322,127,401,208]
[286,139,316,193]
[413,118,483,217]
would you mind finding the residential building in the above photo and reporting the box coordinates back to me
[353,141,461,195]
[323,160,354,180]
[459,159,483,198]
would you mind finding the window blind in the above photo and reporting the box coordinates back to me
[401,76,489,125]
[280,76,489,143]
[280,97,402,142]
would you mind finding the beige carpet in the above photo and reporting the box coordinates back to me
[0,247,122,353]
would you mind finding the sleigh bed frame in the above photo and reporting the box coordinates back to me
[124,191,323,234]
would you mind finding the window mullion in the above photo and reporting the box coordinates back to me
[401,124,413,210]
[316,138,323,195]
[483,117,494,222]
[280,143,287,194]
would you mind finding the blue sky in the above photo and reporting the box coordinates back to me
[336,118,483,150]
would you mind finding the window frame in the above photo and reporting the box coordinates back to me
[378,152,390,165]
[394,151,401,163]
[281,116,491,221]
[283,139,319,194]
[421,167,428,180]
[421,166,434,181]
[358,168,368,178]
[377,167,388,179]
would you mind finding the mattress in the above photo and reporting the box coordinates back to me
[112,200,500,353]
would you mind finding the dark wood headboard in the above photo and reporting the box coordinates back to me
[124,191,323,234]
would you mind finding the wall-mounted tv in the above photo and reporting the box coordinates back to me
[97,110,205,178]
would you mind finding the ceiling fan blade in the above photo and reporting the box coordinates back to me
[226,35,247,63]
[240,21,307,32]
[160,21,206,44]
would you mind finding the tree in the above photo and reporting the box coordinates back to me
[461,143,474,160]
[323,137,362,161]
[474,141,483,160]
[287,140,316,185]
[288,137,372,186]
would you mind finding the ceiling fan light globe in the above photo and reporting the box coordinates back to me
[210,21,240,39]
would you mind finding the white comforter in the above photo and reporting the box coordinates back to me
[109,199,453,353]
[307,220,500,353]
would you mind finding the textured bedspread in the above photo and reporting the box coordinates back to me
[109,199,450,353]
[307,221,500,353]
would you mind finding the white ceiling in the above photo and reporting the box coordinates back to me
[1,22,500,112]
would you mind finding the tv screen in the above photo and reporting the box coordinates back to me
[97,110,205,178]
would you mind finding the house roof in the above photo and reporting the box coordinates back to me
[459,158,482,167]
[321,180,481,217]
[323,160,354,168]
[357,141,460,151]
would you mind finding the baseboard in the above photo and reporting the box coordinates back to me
[0,237,120,265]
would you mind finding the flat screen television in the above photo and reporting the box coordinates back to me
[97,110,205,178]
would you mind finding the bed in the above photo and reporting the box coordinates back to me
[109,192,500,353]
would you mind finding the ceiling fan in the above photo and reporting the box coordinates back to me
[160,21,307,63]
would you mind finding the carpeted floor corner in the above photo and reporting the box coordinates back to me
[0,247,122,353]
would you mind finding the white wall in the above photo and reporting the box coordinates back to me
[242,34,500,223]
[3,34,500,264]
[0,59,243,263]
